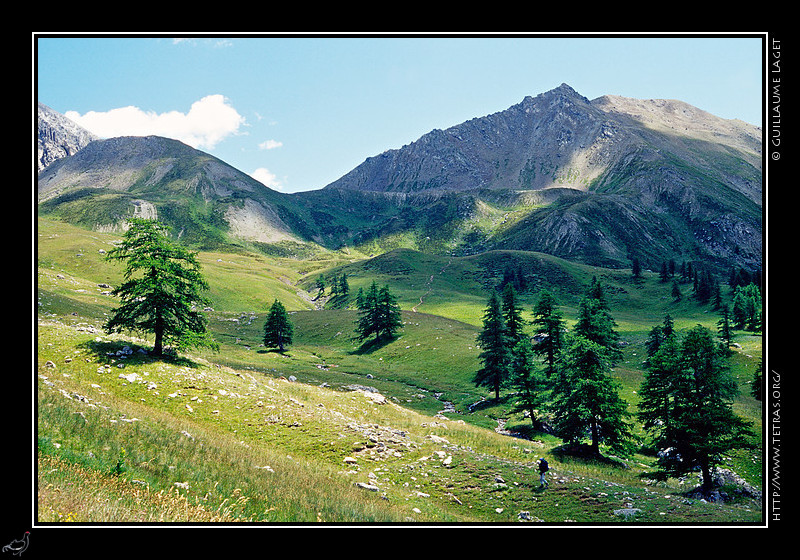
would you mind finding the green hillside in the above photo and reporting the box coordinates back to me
[36,216,763,524]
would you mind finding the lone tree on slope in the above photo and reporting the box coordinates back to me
[263,299,294,352]
[104,218,217,357]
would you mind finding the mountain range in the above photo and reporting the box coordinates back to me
[36,84,763,273]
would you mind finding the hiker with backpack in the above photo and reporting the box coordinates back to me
[537,458,549,488]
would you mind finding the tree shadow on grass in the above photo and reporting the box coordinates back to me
[349,334,399,355]
[550,443,628,468]
[80,338,198,369]
[257,347,290,356]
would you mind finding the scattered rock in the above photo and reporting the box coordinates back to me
[118,372,141,384]
[613,508,641,518]
[364,391,387,405]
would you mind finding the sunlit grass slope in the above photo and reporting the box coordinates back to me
[36,217,763,524]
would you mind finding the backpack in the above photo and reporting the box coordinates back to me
[539,459,549,472]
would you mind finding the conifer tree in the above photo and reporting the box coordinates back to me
[315,274,326,299]
[355,282,402,342]
[712,282,722,310]
[104,218,217,357]
[732,284,762,331]
[551,335,634,457]
[375,284,403,339]
[644,314,675,361]
[574,279,622,363]
[327,273,351,309]
[339,273,350,298]
[531,290,565,378]
[632,258,641,279]
[509,337,548,430]
[745,285,762,331]
[694,269,714,304]
[587,276,608,307]
[638,331,683,448]
[501,283,525,346]
[751,359,763,401]
[355,281,380,341]
[639,325,755,492]
[263,299,294,352]
[474,292,510,402]
[671,280,682,301]
[659,261,670,283]
[717,304,733,348]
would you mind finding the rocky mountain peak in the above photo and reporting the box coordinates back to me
[322,83,622,194]
[527,82,587,102]
[37,102,98,172]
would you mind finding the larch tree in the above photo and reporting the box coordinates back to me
[263,299,294,352]
[375,284,403,339]
[509,336,549,430]
[501,283,525,346]
[531,290,565,378]
[474,291,510,402]
[573,279,622,364]
[104,218,217,357]
[639,325,755,492]
[355,282,402,342]
[355,281,381,342]
[550,335,634,457]
[637,331,684,455]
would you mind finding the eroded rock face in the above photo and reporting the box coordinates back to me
[323,83,761,202]
[38,102,98,172]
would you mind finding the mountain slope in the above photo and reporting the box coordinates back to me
[37,84,762,272]
[321,84,762,271]
[37,135,306,248]
[35,216,764,524]
[323,84,760,199]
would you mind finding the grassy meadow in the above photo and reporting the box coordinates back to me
[35,216,763,524]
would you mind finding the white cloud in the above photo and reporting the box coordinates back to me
[258,139,283,150]
[251,168,284,191]
[65,94,245,150]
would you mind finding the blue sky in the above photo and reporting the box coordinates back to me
[36,34,764,193]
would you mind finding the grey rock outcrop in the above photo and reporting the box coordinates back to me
[37,102,98,172]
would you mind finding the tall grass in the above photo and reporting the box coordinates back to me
[36,325,413,524]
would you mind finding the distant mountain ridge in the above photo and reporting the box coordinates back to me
[36,84,763,273]
[324,84,760,201]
